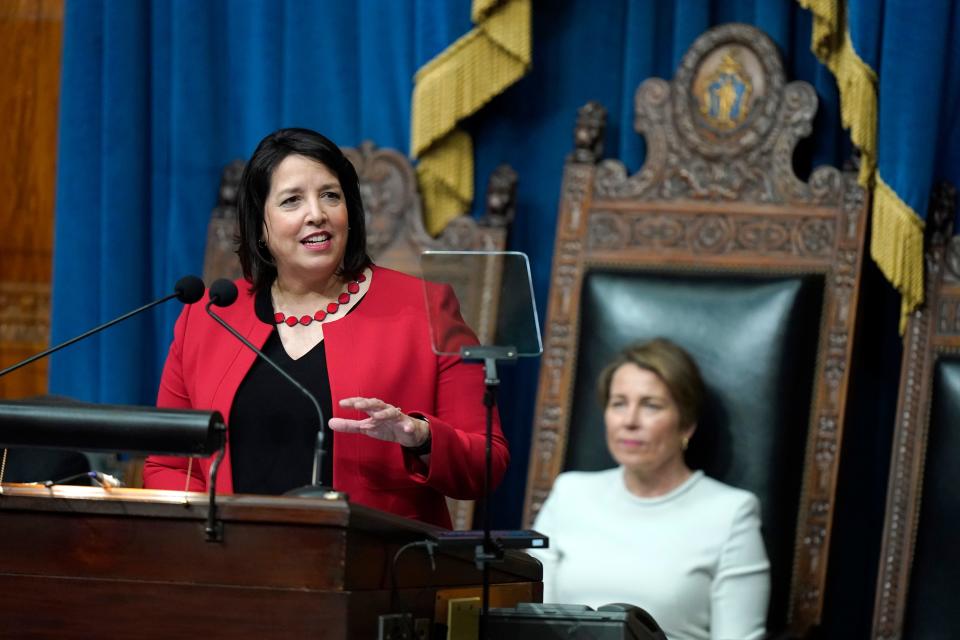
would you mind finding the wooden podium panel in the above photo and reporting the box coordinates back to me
[0,485,541,638]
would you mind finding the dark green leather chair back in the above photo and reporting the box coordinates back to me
[901,358,960,638]
[566,270,823,629]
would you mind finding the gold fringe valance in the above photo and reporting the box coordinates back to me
[799,0,926,325]
[416,129,474,232]
[801,0,876,184]
[411,0,531,235]
[871,176,926,330]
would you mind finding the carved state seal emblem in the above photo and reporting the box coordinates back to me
[696,53,753,130]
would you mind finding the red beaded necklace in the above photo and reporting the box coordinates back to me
[273,273,367,327]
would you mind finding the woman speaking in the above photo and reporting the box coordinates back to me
[143,128,508,528]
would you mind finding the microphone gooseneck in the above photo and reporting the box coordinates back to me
[0,275,206,379]
[204,279,330,489]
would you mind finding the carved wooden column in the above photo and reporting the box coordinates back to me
[872,182,960,640]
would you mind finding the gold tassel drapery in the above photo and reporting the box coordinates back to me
[799,0,926,327]
[410,0,531,235]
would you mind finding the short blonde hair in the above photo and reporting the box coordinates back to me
[597,338,705,429]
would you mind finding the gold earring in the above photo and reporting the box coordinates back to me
[681,436,690,451]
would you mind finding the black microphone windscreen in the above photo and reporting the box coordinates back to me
[174,275,205,304]
[209,279,239,307]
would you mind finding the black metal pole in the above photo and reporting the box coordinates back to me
[480,381,497,639]
[460,346,515,640]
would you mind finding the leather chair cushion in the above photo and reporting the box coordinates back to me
[564,268,824,629]
[902,356,960,638]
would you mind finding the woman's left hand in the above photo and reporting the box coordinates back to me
[329,397,429,449]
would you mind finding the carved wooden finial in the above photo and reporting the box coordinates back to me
[927,181,957,247]
[211,159,245,221]
[480,164,518,227]
[925,181,959,281]
[357,139,378,159]
[569,101,606,164]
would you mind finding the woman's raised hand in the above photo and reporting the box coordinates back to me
[329,397,429,449]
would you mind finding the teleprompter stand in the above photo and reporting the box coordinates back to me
[420,251,546,638]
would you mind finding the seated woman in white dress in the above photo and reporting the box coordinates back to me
[530,338,770,640]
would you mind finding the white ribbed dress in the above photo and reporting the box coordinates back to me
[530,468,770,640]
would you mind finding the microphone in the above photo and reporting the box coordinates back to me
[39,470,125,489]
[204,279,333,494]
[0,275,206,379]
[90,471,125,488]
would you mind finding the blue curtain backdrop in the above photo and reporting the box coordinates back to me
[52,0,846,523]
[51,0,471,404]
[848,0,960,218]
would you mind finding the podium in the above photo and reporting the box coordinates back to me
[0,484,541,638]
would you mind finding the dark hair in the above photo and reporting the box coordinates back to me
[597,338,705,429]
[236,127,371,292]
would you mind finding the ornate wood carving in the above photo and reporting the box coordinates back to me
[202,159,245,283]
[0,281,51,400]
[0,282,50,346]
[345,142,511,259]
[587,210,837,258]
[570,102,607,165]
[523,24,868,636]
[481,164,519,228]
[872,181,959,640]
[594,24,840,207]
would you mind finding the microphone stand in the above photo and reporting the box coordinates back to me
[0,293,182,379]
[0,275,202,380]
[204,301,337,498]
[461,345,517,640]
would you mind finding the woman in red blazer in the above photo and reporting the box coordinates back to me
[143,128,508,529]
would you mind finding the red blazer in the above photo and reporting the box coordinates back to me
[143,266,508,528]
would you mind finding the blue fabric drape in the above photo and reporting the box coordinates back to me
[52,0,434,403]
[53,0,847,529]
[848,0,960,218]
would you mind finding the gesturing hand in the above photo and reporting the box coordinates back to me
[329,397,430,449]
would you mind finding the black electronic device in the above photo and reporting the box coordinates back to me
[0,398,224,456]
[429,528,548,551]
[485,603,668,640]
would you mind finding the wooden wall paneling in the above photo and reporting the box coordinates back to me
[0,0,62,399]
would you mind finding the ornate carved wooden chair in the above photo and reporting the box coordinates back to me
[872,182,959,640]
[522,24,867,637]
[202,142,518,531]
